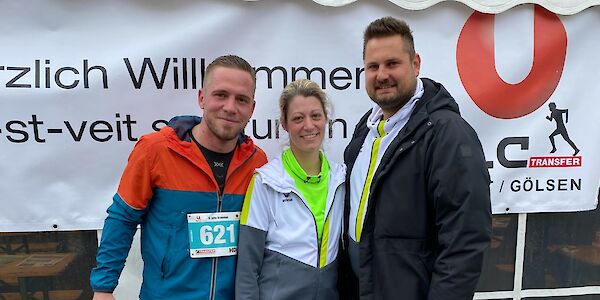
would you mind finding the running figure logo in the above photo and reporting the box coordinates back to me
[546,102,579,156]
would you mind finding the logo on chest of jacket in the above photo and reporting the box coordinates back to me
[282,193,293,202]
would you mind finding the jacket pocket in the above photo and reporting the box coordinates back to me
[160,227,176,278]
[373,237,434,298]
[258,250,282,300]
[270,257,282,300]
[377,237,434,269]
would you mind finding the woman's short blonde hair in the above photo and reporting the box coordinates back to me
[279,79,330,124]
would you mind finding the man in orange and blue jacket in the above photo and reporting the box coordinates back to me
[90,55,267,300]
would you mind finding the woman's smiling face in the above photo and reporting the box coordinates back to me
[282,95,327,156]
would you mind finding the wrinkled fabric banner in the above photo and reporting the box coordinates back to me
[0,0,598,231]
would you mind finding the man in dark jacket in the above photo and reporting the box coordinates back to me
[340,17,492,299]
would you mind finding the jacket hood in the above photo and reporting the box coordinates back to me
[159,115,262,166]
[417,78,461,116]
[257,154,346,194]
[166,115,201,141]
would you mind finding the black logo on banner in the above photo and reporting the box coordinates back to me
[546,102,579,156]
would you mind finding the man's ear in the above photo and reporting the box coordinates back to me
[198,89,204,109]
[413,53,421,77]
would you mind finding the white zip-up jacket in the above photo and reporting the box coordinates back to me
[235,155,346,300]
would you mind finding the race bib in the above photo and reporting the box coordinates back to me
[187,211,240,258]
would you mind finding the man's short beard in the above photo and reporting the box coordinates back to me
[205,118,244,142]
[372,91,413,113]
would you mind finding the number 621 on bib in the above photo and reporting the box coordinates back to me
[187,212,240,258]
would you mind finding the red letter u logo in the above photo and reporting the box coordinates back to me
[457,5,567,119]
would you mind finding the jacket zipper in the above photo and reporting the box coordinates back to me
[289,179,343,268]
[368,121,428,197]
[290,190,321,266]
[329,183,344,257]
[208,147,257,300]
[360,121,430,238]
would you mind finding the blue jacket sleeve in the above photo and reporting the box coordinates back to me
[89,194,146,292]
[90,137,155,292]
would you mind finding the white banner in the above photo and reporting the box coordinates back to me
[1,0,598,231]
[314,0,600,15]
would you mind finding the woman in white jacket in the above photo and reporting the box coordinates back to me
[235,79,346,300]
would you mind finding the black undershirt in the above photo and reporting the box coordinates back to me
[189,130,235,195]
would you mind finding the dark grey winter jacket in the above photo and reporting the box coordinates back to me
[339,78,492,300]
